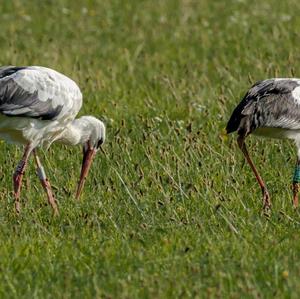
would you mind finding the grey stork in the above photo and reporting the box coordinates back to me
[226,79,300,210]
[0,66,106,215]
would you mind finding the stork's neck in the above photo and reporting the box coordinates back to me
[57,118,91,146]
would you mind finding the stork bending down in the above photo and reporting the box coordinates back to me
[0,66,105,215]
[227,78,300,209]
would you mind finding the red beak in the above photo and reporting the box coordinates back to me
[76,148,97,199]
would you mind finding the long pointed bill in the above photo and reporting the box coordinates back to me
[76,148,97,199]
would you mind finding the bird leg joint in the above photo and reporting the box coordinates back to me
[15,160,26,175]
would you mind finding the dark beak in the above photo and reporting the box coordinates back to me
[76,147,97,199]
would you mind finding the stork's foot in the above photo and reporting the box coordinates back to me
[40,178,59,216]
[15,200,20,215]
[34,152,59,216]
[292,182,299,208]
[262,187,271,210]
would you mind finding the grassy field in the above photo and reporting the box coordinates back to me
[1,0,300,298]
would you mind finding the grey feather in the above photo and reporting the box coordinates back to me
[226,79,300,136]
[0,66,63,120]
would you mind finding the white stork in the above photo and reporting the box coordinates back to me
[0,66,106,215]
[227,78,300,210]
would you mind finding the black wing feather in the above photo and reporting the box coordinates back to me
[0,66,27,79]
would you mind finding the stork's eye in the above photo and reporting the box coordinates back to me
[97,138,104,148]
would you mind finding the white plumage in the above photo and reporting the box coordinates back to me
[0,66,106,215]
[0,66,82,147]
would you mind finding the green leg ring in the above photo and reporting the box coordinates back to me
[293,164,300,183]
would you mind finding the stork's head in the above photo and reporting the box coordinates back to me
[75,116,106,199]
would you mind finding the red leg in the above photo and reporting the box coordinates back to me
[237,136,271,209]
[293,183,299,208]
[13,144,33,214]
[33,150,59,215]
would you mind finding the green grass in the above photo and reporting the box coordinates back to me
[1,0,300,297]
